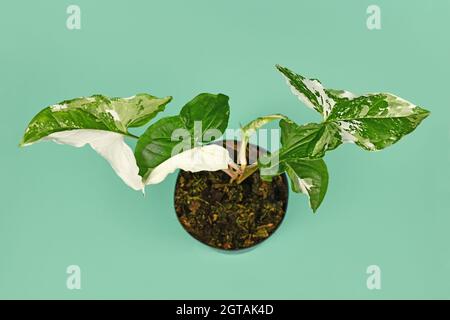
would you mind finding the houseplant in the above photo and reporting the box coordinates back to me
[20,65,430,250]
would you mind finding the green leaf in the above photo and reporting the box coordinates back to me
[285,159,329,212]
[111,94,173,128]
[277,65,430,151]
[278,119,341,160]
[20,94,172,146]
[180,93,230,135]
[135,93,230,181]
[257,120,321,178]
[258,120,330,212]
[134,116,185,178]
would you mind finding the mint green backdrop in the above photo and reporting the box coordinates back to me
[0,0,448,299]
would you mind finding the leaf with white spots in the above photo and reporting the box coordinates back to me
[20,93,172,190]
[277,65,430,151]
[276,65,335,118]
[21,94,172,145]
[326,93,430,150]
[258,121,330,211]
[325,89,357,101]
[258,119,333,212]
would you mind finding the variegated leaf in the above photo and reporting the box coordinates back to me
[276,65,335,118]
[21,94,172,145]
[241,114,287,139]
[20,93,172,190]
[145,144,233,185]
[277,65,430,151]
[42,130,144,190]
[325,93,430,150]
[258,119,331,212]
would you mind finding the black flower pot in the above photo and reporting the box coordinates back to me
[174,140,289,251]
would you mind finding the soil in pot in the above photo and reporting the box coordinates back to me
[174,141,289,250]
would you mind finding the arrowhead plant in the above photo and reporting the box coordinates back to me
[267,65,430,211]
[20,65,430,215]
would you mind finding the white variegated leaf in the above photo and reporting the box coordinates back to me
[145,144,233,185]
[277,65,430,152]
[326,89,357,100]
[326,93,430,150]
[21,93,171,191]
[276,65,336,118]
[43,130,144,191]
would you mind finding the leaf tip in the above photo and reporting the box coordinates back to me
[422,107,431,117]
[275,64,285,73]
[217,93,230,102]
[19,136,29,148]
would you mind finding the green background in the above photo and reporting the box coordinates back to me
[0,0,448,299]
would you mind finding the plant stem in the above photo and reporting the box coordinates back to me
[222,168,237,180]
[238,136,248,171]
[235,163,258,184]
[125,133,140,139]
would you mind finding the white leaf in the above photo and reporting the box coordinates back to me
[145,144,233,185]
[44,130,144,191]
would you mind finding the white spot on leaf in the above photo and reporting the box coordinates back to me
[339,91,357,99]
[361,140,376,150]
[283,76,317,111]
[298,177,313,195]
[282,74,335,119]
[303,78,335,118]
[338,120,359,143]
[51,104,68,111]
[339,129,357,143]
[106,109,121,121]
